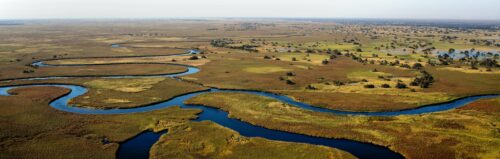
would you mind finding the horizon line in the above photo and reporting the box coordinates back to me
[1,17,500,22]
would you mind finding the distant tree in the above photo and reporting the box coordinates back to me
[188,56,199,60]
[322,59,329,65]
[410,71,434,88]
[412,63,424,70]
[448,48,455,53]
[286,80,296,85]
[395,82,407,89]
[306,85,317,90]
[381,84,391,88]
[364,84,375,88]
[286,72,296,76]
[333,80,344,86]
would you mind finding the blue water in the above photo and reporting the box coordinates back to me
[1,53,498,159]
[116,130,167,159]
[111,44,122,48]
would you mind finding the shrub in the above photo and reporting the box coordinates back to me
[412,63,424,70]
[188,56,199,60]
[364,84,375,88]
[23,70,34,74]
[395,82,407,89]
[306,85,317,90]
[286,80,296,85]
[322,59,329,65]
[286,72,296,76]
[381,84,390,88]
[333,80,344,86]
[411,71,434,88]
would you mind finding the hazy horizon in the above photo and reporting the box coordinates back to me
[1,0,500,20]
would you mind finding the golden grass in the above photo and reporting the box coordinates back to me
[46,55,210,66]
[84,78,165,93]
[277,53,330,65]
[150,121,355,159]
[243,66,292,74]
[438,67,500,74]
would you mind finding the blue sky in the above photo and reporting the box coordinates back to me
[1,0,499,20]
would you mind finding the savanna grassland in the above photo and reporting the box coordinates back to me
[0,19,498,159]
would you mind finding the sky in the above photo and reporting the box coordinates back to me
[1,0,499,20]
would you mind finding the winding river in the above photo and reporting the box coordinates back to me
[1,48,498,159]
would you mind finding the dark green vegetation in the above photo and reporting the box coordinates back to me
[0,19,498,159]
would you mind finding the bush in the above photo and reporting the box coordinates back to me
[286,72,296,76]
[188,56,199,60]
[333,80,344,86]
[264,55,272,59]
[395,82,407,89]
[322,59,329,65]
[23,70,34,74]
[412,63,424,70]
[411,71,434,88]
[286,80,296,85]
[381,84,390,88]
[364,84,375,88]
[306,85,317,90]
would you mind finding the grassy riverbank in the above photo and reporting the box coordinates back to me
[186,92,500,159]
[151,121,356,159]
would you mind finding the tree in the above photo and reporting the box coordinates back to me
[412,63,424,70]
[188,56,199,60]
[364,84,375,88]
[410,71,434,88]
[306,85,317,90]
[448,48,455,53]
[395,82,407,89]
[381,84,391,88]
[322,59,329,65]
